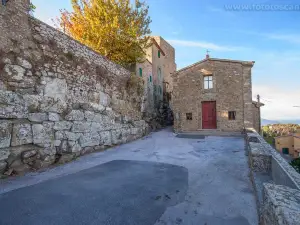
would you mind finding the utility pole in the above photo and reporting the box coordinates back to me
[257,94,260,103]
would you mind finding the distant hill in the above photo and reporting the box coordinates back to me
[261,119,300,126]
[279,120,300,125]
[261,119,280,126]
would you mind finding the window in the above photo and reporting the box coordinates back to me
[149,76,152,82]
[158,50,161,58]
[186,113,192,120]
[228,111,236,120]
[204,75,213,89]
[158,67,161,79]
[139,68,142,77]
[159,85,162,94]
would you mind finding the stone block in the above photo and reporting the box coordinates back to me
[5,145,42,165]
[111,129,122,145]
[11,163,31,174]
[57,154,75,164]
[90,122,105,132]
[40,98,67,114]
[21,150,37,159]
[53,140,61,147]
[17,57,32,69]
[44,78,67,101]
[65,110,84,121]
[81,147,94,155]
[11,123,33,146]
[100,91,111,107]
[55,131,65,140]
[72,121,91,133]
[0,148,10,161]
[68,141,82,153]
[121,128,132,143]
[0,91,28,119]
[53,121,73,130]
[65,132,82,141]
[99,131,112,146]
[49,112,61,121]
[0,161,7,174]
[0,121,12,148]
[4,64,26,81]
[79,132,100,148]
[32,123,54,145]
[39,147,57,157]
[28,113,48,122]
[80,103,105,113]
[32,157,55,170]
[131,127,139,135]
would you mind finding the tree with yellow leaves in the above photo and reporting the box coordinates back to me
[59,0,151,67]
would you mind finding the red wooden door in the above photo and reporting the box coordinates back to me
[202,101,217,129]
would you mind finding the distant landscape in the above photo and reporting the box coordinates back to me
[261,119,300,126]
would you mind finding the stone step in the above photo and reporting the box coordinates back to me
[176,130,243,138]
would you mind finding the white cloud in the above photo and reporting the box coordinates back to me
[167,39,244,51]
[253,85,300,120]
[266,34,300,44]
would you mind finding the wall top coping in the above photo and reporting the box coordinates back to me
[246,129,300,190]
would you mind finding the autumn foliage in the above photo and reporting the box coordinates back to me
[59,0,152,67]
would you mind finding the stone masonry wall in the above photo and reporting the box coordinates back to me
[152,36,176,94]
[172,59,253,132]
[0,1,148,176]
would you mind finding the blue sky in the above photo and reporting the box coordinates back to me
[31,0,300,120]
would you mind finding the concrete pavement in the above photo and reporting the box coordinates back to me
[0,128,258,225]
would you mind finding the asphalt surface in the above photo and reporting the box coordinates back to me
[0,128,258,225]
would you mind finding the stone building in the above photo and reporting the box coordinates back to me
[274,134,300,158]
[135,37,176,115]
[172,55,263,132]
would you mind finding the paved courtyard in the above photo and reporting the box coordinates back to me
[0,128,258,225]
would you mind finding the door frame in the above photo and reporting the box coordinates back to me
[201,101,217,129]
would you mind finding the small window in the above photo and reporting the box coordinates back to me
[159,86,162,94]
[157,67,161,79]
[204,75,213,89]
[228,111,236,120]
[139,68,142,77]
[149,76,152,82]
[158,50,161,58]
[186,113,192,120]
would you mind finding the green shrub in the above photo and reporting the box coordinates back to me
[290,158,300,173]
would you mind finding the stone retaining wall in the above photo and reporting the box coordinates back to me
[246,129,300,225]
[0,1,148,176]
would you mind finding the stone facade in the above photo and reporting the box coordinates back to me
[274,135,300,158]
[0,0,148,176]
[172,57,262,132]
[135,37,176,128]
[152,36,177,95]
[136,37,176,111]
